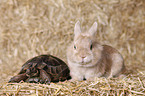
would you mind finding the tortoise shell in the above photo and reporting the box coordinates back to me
[9,54,70,84]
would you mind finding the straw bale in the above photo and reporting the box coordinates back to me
[0,0,145,95]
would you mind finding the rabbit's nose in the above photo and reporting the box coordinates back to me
[81,56,86,59]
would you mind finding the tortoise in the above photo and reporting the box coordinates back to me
[9,54,71,84]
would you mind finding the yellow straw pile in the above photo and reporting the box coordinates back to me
[0,0,144,95]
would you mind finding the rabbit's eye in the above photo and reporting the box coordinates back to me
[90,44,93,50]
[74,45,76,49]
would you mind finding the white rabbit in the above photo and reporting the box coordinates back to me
[67,21,126,81]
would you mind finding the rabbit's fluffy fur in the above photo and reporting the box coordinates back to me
[67,21,125,81]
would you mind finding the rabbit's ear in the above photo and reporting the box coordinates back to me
[74,21,82,37]
[88,22,98,36]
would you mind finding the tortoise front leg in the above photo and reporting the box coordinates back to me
[25,77,41,83]
[25,77,48,84]
[8,73,28,83]
[39,69,51,84]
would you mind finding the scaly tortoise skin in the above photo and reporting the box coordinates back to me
[9,55,70,84]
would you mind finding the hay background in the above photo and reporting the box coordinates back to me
[0,0,145,95]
